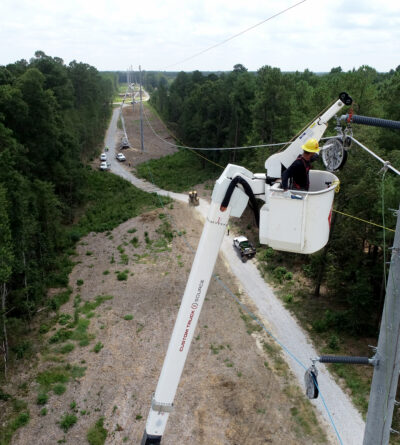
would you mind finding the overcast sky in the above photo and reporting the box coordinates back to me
[0,0,399,73]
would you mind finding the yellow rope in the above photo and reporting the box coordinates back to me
[333,209,395,232]
[332,180,340,193]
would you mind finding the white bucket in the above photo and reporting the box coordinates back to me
[259,170,339,254]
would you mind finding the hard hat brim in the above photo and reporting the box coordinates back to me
[302,144,320,153]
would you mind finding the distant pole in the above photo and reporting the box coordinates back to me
[139,65,144,152]
[363,205,400,444]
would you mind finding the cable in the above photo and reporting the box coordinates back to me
[141,101,397,234]
[142,103,225,169]
[350,137,400,177]
[143,104,289,151]
[332,209,395,233]
[165,1,307,69]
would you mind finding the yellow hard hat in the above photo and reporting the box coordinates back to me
[302,138,320,153]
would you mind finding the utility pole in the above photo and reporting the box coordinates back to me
[139,65,144,152]
[363,205,400,444]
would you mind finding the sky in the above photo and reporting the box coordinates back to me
[0,0,399,73]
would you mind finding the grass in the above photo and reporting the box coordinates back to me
[36,364,86,402]
[48,289,73,312]
[87,417,108,445]
[36,393,48,405]
[117,270,129,281]
[59,413,77,432]
[136,148,220,192]
[53,384,67,395]
[0,411,30,445]
[93,342,104,353]
[59,343,75,354]
[238,309,262,335]
[80,295,113,315]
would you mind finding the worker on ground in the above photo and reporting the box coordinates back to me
[281,138,320,191]
[227,224,231,236]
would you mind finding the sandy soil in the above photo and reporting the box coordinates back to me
[6,104,333,445]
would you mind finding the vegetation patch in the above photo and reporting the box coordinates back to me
[87,417,108,445]
[59,413,77,432]
[136,149,220,192]
[0,410,30,445]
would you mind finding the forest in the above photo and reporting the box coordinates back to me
[144,63,400,337]
[0,51,115,372]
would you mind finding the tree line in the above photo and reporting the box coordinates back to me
[0,51,115,370]
[149,63,400,335]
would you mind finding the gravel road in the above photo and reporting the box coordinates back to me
[106,106,366,445]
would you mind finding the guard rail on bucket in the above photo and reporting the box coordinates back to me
[259,170,339,254]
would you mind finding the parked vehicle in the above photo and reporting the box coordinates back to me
[188,190,199,206]
[120,137,130,149]
[233,236,256,262]
[100,153,107,161]
[116,153,126,162]
[99,161,109,171]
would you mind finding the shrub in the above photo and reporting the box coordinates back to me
[59,413,77,432]
[48,289,72,311]
[283,294,294,304]
[58,314,72,325]
[49,328,73,344]
[120,254,129,265]
[37,393,48,405]
[87,417,108,445]
[11,340,32,359]
[124,315,133,320]
[59,343,75,354]
[273,266,287,283]
[284,272,293,281]
[39,324,50,334]
[117,270,128,281]
[328,334,340,351]
[130,237,139,248]
[53,384,66,395]
[93,342,104,353]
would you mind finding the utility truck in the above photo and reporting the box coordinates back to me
[233,236,256,262]
[141,92,354,445]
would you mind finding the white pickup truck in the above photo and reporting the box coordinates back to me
[233,236,256,262]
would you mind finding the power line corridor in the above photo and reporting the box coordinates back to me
[108,105,366,444]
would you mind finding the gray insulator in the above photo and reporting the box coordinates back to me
[319,355,371,365]
[342,114,400,130]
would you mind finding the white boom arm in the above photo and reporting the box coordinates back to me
[141,165,264,444]
[141,93,352,444]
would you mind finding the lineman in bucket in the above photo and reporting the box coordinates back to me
[282,138,320,191]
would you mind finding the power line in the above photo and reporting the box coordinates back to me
[165,0,307,69]
[143,105,288,150]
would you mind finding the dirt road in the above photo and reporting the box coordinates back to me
[107,105,366,444]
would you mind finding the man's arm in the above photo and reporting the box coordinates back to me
[281,161,301,190]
